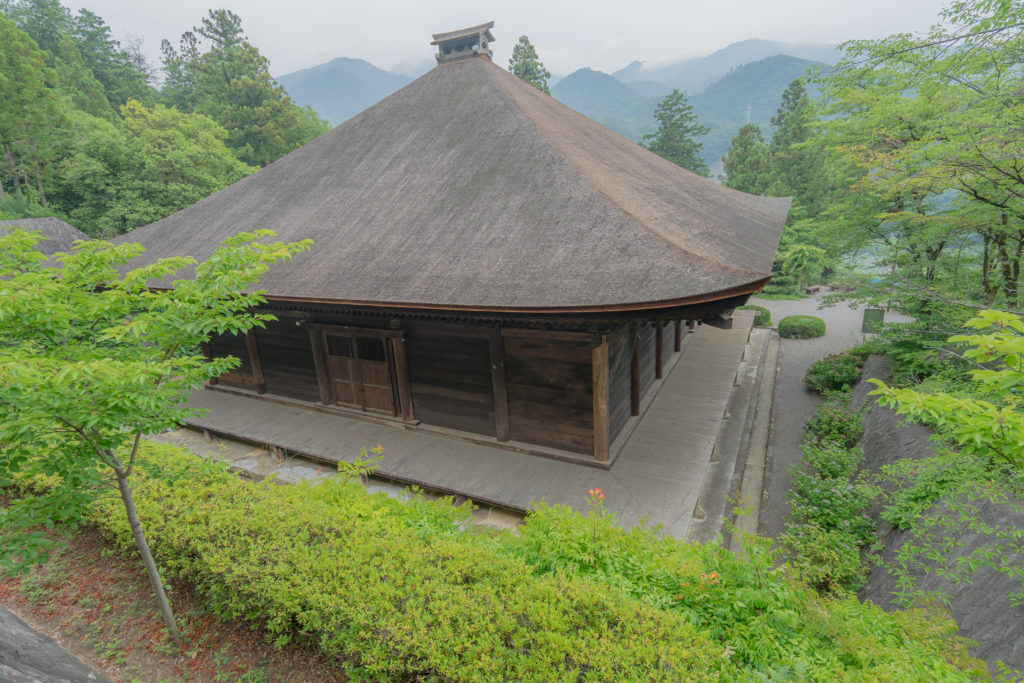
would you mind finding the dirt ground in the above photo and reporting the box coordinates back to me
[0,527,347,682]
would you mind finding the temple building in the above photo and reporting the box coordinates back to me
[124,23,790,466]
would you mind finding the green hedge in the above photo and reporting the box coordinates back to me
[737,304,771,327]
[80,443,983,680]
[778,315,826,339]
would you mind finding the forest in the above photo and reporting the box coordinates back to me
[0,1,327,236]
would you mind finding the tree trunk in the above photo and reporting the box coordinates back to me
[3,143,22,196]
[115,469,184,648]
[22,120,46,207]
[0,176,6,200]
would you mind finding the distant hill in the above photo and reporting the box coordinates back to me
[556,55,825,165]
[690,55,828,165]
[277,57,412,126]
[552,69,660,141]
[614,39,838,92]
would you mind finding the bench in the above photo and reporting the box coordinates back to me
[805,284,824,294]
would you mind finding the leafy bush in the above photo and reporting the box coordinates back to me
[805,403,864,448]
[778,315,826,339]
[805,353,863,393]
[779,521,868,593]
[67,442,984,680]
[737,304,770,326]
[802,440,864,480]
[788,470,876,545]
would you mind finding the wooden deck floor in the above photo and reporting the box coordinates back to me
[184,312,755,536]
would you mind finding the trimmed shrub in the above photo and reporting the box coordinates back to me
[69,442,983,680]
[778,315,826,339]
[737,304,771,326]
[805,352,863,393]
[806,403,864,448]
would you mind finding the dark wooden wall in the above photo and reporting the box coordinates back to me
[405,321,496,437]
[637,323,657,402]
[607,327,632,446]
[504,335,594,454]
[208,331,253,389]
[255,319,319,402]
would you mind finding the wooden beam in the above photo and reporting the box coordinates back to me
[675,320,682,352]
[592,336,610,462]
[308,325,332,404]
[630,324,640,417]
[655,321,664,380]
[245,330,266,395]
[490,328,511,442]
[391,335,414,420]
[500,328,593,342]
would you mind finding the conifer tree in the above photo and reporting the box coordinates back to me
[643,89,710,177]
[508,35,551,94]
[722,123,771,194]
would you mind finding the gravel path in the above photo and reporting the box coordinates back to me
[754,294,913,539]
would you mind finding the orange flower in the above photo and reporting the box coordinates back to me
[588,487,605,499]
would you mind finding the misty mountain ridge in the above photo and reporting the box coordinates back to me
[552,54,827,163]
[613,38,838,91]
[277,38,835,165]
[276,57,412,127]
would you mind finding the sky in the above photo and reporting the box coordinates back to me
[78,0,951,79]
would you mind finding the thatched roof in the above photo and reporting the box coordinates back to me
[0,217,89,255]
[123,55,790,313]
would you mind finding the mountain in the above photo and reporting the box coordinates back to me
[614,39,838,92]
[553,55,825,166]
[690,55,828,165]
[277,57,412,127]
[551,68,660,141]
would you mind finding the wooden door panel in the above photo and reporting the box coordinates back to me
[323,332,397,415]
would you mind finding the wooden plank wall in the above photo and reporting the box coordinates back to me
[607,326,633,445]
[405,321,496,437]
[207,331,253,389]
[254,319,320,402]
[660,321,675,376]
[637,323,657,402]
[505,335,594,454]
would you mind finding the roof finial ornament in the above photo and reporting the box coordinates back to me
[431,22,495,64]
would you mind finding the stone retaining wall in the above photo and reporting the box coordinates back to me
[853,355,1024,673]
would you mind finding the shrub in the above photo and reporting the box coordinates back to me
[778,315,826,339]
[803,440,864,480]
[805,353,862,393]
[788,470,876,546]
[805,403,864,448]
[779,521,868,593]
[68,442,983,680]
[737,304,771,326]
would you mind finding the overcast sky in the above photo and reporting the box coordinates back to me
[78,0,950,79]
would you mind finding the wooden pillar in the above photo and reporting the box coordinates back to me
[592,336,610,462]
[490,328,511,442]
[687,319,696,333]
[674,320,682,352]
[308,325,332,404]
[655,321,664,380]
[391,335,414,420]
[630,324,640,417]
[245,330,266,394]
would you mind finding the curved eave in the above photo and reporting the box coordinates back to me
[255,278,770,316]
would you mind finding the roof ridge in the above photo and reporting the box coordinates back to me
[479,60,767,282]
